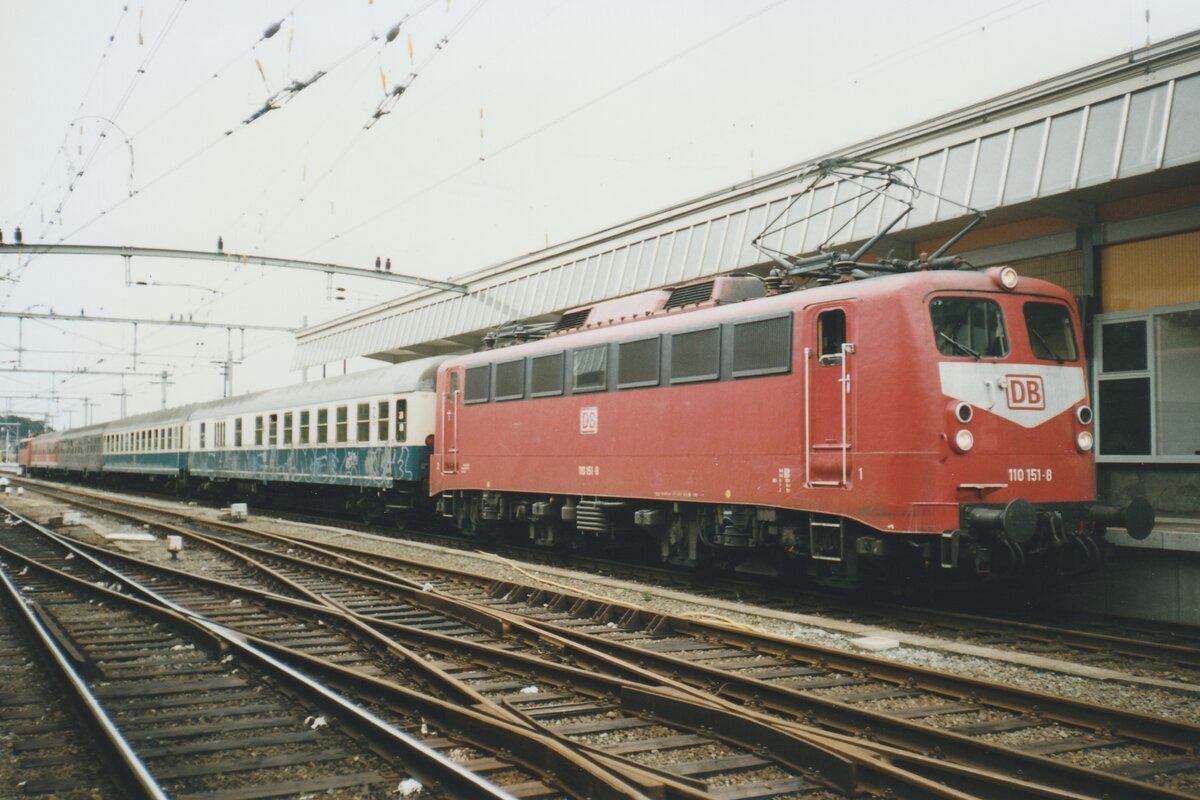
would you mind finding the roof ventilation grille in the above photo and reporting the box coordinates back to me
[665,281,714,310]
[554,308,592,331]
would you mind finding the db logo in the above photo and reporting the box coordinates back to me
[579,406,599,434]
[1005,375,1046,410]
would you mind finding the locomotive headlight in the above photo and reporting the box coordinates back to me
[1075,405,1093,425]
[952,429,975,453]
[1076,430,1094,452]
[997,266,1019,290]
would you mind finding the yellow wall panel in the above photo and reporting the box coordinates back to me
[1010,251,1083,296]
[1101,230,1200,312]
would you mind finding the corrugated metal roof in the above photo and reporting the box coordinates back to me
[293,31,1200,370]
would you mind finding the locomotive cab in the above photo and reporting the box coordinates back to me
[908,267,1152,581]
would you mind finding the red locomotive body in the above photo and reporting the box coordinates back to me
[431,268,1150,588]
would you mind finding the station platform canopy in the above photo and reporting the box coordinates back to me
[292,29,1200,371]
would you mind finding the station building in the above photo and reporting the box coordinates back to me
[295,30,1200,521]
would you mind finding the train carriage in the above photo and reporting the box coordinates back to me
[102,405,197,484]
[27,430,62,475]
[185,357,442,518]
[57,423,106,477]
[431,268,1151,588]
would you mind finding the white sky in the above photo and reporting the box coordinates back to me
[2,0,1199,430]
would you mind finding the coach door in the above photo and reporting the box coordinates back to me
[441,369,460,475]
[805,305,854,487]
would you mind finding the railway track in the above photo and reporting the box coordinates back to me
[9,482,1200,798]
[21,476,1200,685]
[8,503,1043,800]
[0,513,580,800]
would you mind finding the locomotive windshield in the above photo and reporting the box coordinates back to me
[1023,302,1079,362]
[930,297,1009,358]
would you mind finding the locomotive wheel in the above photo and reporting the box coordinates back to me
[456,494,494,540]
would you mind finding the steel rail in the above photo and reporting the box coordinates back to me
[0,511,529,800]
[15,483,1200,799]
[74,523,1094,800]
[54,474,1197,674]
[8,491,1089,799]
[0,559,169,800]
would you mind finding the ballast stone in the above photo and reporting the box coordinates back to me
[851,635,901,651]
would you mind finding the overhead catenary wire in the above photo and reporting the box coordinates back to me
[5,3,132,228]
[4,0,190,304]
[307,0,791,255]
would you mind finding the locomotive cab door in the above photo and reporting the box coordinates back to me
[805,305,854,487]
[441,369,461,475]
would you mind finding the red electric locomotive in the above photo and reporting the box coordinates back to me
[431,161,1153,589]
[432,268,1151,589]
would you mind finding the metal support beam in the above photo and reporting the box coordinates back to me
[0,243,469,293]
[0,310,294,332]
[2,367,162,377]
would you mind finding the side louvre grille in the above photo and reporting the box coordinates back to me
[665,281,714,309]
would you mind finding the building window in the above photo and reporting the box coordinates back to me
[300,411,310,444]
[283,412,293,445]
[317,409,329,444]
[336,406,348,443]
[1096,307,1200,461]
[356,403,370,442]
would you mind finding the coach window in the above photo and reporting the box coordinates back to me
[733,315,792,377]
[336,406,349,443]
[268,414,278,446]
[377,400,389,441]
[495,359,525,401]
[670,328,720,383]
[930,297,1008,359]
[255,416,264,446]
[300,411,310,444]
[465,365,490,404]
[284,412,294,445]
[317,408,329,444]
[530,353,564,397]
[1024,302,1078,362]
[817,309,847,366]
[573,345,608,392]
[356,403,370,442]
[235,417,243,447]
[395,399,407,441]
[199,423,205,449]
[618,337,660,389]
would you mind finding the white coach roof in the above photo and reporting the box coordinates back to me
[185,355,444,421]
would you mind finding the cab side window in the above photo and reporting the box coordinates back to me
[818,309,846,365]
